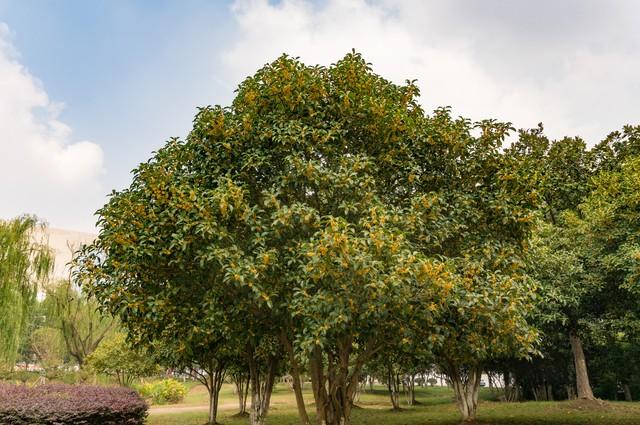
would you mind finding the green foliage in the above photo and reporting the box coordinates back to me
[151,379,187,404]
[86,333,159,386]
[75,52,548,423]
[0,216,53,368]
[28,326,66,370]
[136,379,187,405]
[43,278,115,367]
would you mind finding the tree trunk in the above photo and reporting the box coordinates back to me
[281,334,311,425]
[569,331,594,400]
[448,363,482,422]
[243,375,250,412]
[249,354,277,425]
[208,392,217,425]
[387,365,400,410]
[623,383,632,401]
[406,374,416,406]
[201,362,225,425]
[504,371,511,401]
[233,371,250,415]
[309,341,368,425]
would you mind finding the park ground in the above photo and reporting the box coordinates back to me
[147,383,640,425]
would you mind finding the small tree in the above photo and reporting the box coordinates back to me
[44,278,115,367]
[28,327,65,371]
[86,333,158,386]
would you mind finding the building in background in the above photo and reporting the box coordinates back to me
[36,227,96,281]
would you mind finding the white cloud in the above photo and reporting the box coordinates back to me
[222,0,640,144]
[0,23,104,231]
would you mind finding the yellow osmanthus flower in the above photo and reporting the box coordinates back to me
[219,199,228,216]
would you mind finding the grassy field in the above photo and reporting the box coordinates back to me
[147,383,640,425]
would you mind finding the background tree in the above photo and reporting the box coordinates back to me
[28,327,66,371]
[506,129,598,400]
[0,216,53,368]
[85,333,158,386]
[150,309,238,425]
[43,278,115,367]
[567,156,640,399]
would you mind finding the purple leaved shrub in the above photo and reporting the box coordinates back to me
[0,383,148,424]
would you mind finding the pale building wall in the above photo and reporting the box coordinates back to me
[34,227,96,281]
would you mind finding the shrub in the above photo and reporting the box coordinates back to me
[134,382,156,400]
[135,379,187,405]
[0,383,148,424]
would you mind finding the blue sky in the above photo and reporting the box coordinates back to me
[1,0,639,232]
[0,0,236,187]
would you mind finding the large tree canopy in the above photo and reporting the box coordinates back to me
[77,53,540,425]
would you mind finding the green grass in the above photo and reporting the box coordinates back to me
[148,383,640,425]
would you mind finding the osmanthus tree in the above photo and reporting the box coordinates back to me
[398,111,542,421]
[75,145,283,425]
[151,316,234,425]
[0,216,53,368]
[367,330,434,410]
[76,53,540,425]
[435,264,538,420]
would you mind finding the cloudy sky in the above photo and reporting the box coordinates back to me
[0,0,638,232]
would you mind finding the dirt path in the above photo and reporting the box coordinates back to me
[149,402,238,415]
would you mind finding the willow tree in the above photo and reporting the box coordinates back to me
[44,278,115,367]
[0,216,53,368]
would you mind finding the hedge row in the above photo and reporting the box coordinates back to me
[0,383,148,424]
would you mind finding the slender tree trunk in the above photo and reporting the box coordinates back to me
[569,331,595,400]
[208,392,217,425]
[243,373,250,413]
[623,383,632,401]
[249,355,277,425]
[504,371,510,401]
[281,334,311,425]
[233,371,249,415]
[406,374,416,406]
[202,362,226,425]
[387,365,400,410]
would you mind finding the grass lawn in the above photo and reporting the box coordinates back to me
[147,383,640,425]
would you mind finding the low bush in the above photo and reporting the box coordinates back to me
[135,381,156,399]
[135,379,187,405]
[0,383,148,424]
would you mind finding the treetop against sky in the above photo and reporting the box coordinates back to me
[1,0,639,231]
